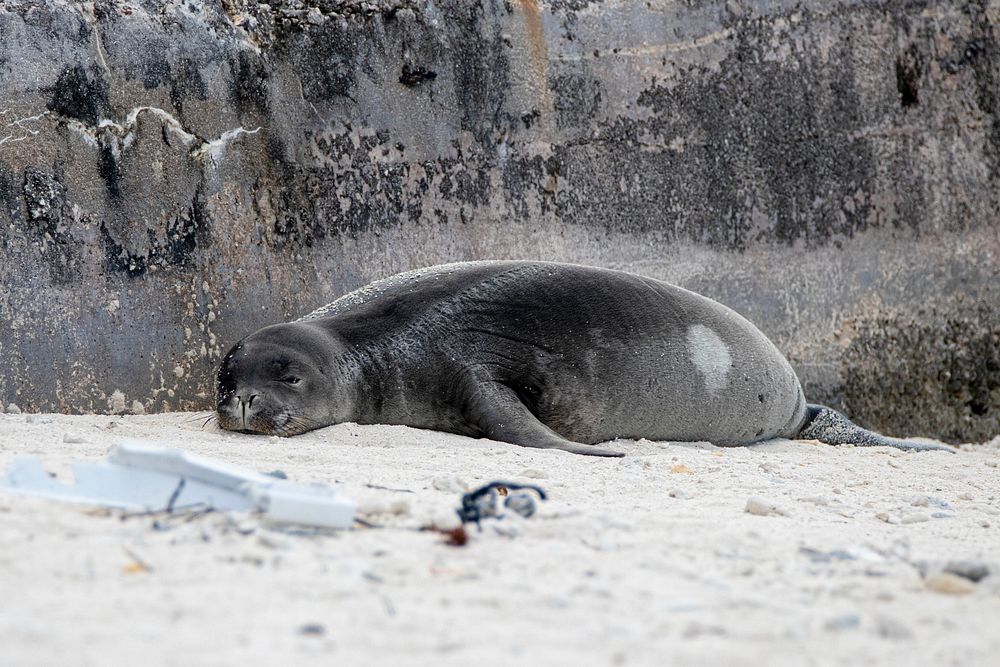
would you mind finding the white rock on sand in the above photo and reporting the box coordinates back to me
[0,413,998,666]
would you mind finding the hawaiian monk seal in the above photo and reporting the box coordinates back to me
[215,261,953,456]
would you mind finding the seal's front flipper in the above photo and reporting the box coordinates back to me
[798,405,956,453]
[464,381,624,457]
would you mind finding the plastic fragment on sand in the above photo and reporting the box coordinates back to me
[0,440,355,529]
[246,481,355,529]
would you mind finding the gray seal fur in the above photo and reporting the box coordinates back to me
[216,261,954,456]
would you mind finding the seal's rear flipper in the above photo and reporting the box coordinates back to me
[798,405,956,453]
[464,380,624,457]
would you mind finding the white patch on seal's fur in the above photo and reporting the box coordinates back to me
[686,324,731,396]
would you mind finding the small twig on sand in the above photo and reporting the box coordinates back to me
[119,502,209,520]
[122,546,153,572]
[364,483,415,493]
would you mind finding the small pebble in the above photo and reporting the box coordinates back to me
[5,403,21,414]
[745,497,787,517]
[431,475,466,493]
[910,495,952,510]
[943,560,991,583]
[876,512,901,525]
[519,468,547,479]
[299,623,325,636]
[130,400,146,415]
[226,517,258,536]
[924,571,977,595]
[900,512,930,524]
[258,534,292,550]
[876,616,913,640]
[62,432,87,444]
[800,547,854,563]
[668,489,690,499]
[848,546,886,562]
[824,614,860,631]
[306,7,325,25]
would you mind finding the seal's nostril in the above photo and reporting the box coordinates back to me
[248,393,259,408]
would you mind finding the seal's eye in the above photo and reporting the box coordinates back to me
[282,375,302,385]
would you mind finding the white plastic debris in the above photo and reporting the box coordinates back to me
[0,440,355,529]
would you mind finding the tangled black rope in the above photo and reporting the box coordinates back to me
[456,481,547,527]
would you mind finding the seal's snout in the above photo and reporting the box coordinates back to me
[216,389,269,434]
[235,393,261,430]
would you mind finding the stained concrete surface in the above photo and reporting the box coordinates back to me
[0,1,997,442]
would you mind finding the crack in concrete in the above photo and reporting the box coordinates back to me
[62,107,260,163]
[0,110,50,147]
[190,126,262,164]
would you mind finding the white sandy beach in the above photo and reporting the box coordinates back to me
[0,412,997,666]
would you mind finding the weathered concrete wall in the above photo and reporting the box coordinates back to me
[0,0,998,441]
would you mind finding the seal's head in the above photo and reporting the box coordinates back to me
[215,323,353,436]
